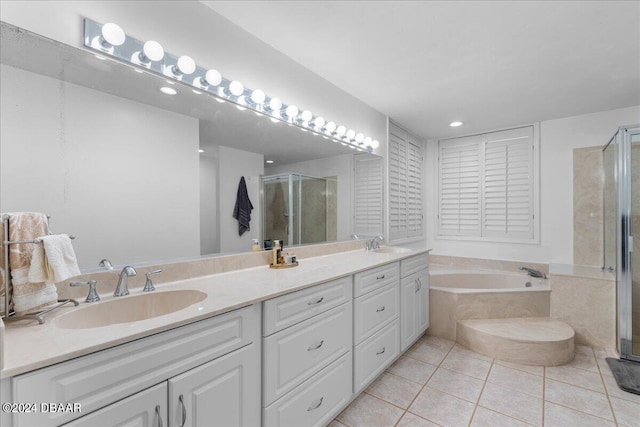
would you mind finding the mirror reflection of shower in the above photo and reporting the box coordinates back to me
[261,173,337,247]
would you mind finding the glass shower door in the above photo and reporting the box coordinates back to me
[630,131,639,358]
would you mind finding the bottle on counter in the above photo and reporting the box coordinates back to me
[272,240,281,265]
[252,238,261,252]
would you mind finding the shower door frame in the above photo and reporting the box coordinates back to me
[615,125,640,362]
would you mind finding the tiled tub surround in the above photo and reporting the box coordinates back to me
[428,269,551,341]
[1,242,429,378]
[550,264,616,349]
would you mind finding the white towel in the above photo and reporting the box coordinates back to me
[28,234,81,283]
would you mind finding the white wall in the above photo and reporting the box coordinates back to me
[266,153,354,241]
[199,151,218,255]
[0,1,387,154]
[0,65,200,268]
[426,105,640,264]
[217,146,263,253]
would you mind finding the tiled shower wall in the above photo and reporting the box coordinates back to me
[573,146,604,267]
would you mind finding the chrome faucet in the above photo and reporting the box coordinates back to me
[366,235,384,251]
[114,266,137,296]
[519,266,547,279]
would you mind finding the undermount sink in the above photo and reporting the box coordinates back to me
[56,290,207,329]
[372,246,412,254]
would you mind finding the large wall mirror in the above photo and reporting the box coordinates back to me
[0,22,383,270]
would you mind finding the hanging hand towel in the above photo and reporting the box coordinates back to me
[232,176,254,236]
[29,234,81,283]
[5,212,59,315]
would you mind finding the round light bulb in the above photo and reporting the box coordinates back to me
[251,89,266,104]
[363,136,372,146]
[143,40,164,61]
[205,69,222,86]
[325,121,337,133]
[450,121,463,127]
[313,117,326,129]
[346,129,356,140]
[300,110,313,122]
[371,140,380,149]
[176,55,196,75]
[101,23,125,46]
[285,105,299,118]
[355,133,364,143]
[269,97,282,111]
[160,86,177,95]
[336,126,347,136]
[229,80,244,96]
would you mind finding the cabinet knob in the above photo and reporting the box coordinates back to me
[376,305,386,312]
[376,274,386,280]
[376,347,386,355]
[155,404,163,427]
[178,394,187,427]
[307,340,325,351]
[307,397,324,412]
[307,296,324,306]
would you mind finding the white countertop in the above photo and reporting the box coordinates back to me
[1,247,430,378]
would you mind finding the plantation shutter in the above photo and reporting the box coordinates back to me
[483,127,533,238]
[438,136,482,236]
[389,125,408,241]
[353,153,383,235]
[406,139,423,237]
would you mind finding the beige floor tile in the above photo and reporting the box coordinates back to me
[487,364,543,398]
[387,356,437,385]
[565,353,599,373]
[441,351,492,380]
[543,402,616,427]
[609,396,640,427]
[545,365,605,393]
[396,412,441,427]
[365,372,423,409]
[426,367,485,403]
[409,387,476,427]
[493,359,544,376]
[575,344,594,356]
[421,334,456,352]
[593,347,608,358]
[327,421,348,427]
[405,341,449,366]
[337,393,404,427]
[602,373,640,404]
[478,382,543,426]
[449,343,493,362]
[470,406,533,427]
[544,379,613,420]
[596,356,615,377]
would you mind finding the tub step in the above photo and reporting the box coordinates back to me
[456,317,575,366]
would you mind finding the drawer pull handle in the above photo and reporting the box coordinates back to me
[307,397,324,412]
[178,394,186,427]
[308,296,324,306]
[376,305,386,312]
[376,274,386,280]
[155,405,163,427]
[377,347,386,355]
[307,340,325,351]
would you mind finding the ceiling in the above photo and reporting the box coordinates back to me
[203,1,640,140]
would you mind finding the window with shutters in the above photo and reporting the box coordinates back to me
[353,153,383,236]
[389,122,424,242]
[437,126,537,242]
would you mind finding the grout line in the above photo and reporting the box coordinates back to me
[597,363,620,426]
[467,358,494,426]
[542,365,545,426]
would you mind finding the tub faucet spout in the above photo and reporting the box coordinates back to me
[519,266,547,279]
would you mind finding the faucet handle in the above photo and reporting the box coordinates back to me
[143,269,162,292]
[98,259,113,270]
[70,280,100,303]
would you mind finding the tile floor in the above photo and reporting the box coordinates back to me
[331,334,640,427]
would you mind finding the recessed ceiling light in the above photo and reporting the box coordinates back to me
[266,160,274,164]
[160,86,177,95]
[450,121,463,127]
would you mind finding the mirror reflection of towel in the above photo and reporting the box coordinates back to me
[232,176,253,236]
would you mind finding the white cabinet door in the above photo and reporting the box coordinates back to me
[400,274,418,351]
[62,383,167,427]
[168,343,260,427]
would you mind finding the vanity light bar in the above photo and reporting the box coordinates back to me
[83,19,377,152]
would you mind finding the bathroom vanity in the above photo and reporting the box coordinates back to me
[0,248,430,427]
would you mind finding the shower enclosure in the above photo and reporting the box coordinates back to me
[261,173,337,247]
[603,124,640,362]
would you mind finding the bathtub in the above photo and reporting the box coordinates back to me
[428,269,551,340]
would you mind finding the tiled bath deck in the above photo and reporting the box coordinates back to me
[331,335,640,427]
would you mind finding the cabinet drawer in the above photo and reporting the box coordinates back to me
[400,253,429,277]
[353,263,399,297]
[263,352,352,427]
[353,319,399,393]
[264,303,352,406]
[12,304,260,427]
[263,276,352,336]
[62,382,167,427]
[353,282,399,345]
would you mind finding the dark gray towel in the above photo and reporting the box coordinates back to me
[233,176,253,236]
